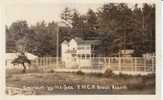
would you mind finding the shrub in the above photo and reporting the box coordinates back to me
[49,69,54,73]
[76,70,85,75]
[103,69,114,77]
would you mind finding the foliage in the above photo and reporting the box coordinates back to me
[12,53,30,64]
[12,52,31,73]
[103,69,114,77]
[6,3,155,57]
[76,70,85,75]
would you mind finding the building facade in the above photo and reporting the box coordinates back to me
[61,37,155,75]
[61,37,100,68]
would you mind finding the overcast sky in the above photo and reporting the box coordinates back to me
[5,3,105,26]
[4,1,153,26]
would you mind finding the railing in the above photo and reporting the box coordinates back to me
[104,57,155,73]
[6,56,155,74]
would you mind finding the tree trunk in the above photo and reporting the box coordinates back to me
[22,63,26,73]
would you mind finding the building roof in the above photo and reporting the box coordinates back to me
[143,53,155,58]
[119,49,134,54]
[73,37,83,43]
[73,37,100,45]
[61,37,100,45]
[66,49,77,53]
[6,52,38,60]
[62,40,69,44]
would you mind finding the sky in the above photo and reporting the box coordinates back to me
[5,3,104,26]
[4,0,154,26]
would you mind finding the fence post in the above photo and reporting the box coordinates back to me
[144,58,146,72]
[37,58,39,66]
[152,57,155,73]
[41,57,43,66]
[134,57,136,72]
[118,57,121,71]
[108,57,110,69]
[44,57,46,66]
[39,57,41,66]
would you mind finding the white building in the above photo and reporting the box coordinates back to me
[143,53,155,60]
[61,38,155,75]
[118,49,134,57]
[61,37,100,68]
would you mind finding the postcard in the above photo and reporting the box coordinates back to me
[0,0,161,100]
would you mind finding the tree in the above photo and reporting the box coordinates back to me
[6,20,29,53]
[142,4,155,53]
[12,52,31,73]
[115,3,133,50]
[16,37,28,52]
[6,25,16,52]
[30,21,57,56]
[10,33,31,73]
[6,3,155,57]
[61,7,73,25]
[96,3,121,55]
[97,3,118,33]
[71,10,85,38]
[84,9,98,39]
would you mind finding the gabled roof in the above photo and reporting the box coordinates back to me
[62,37,100,45]
[62,40,69,44]
[73,37,100,45]
[74,37,83,43]
[80,40,100,45]
[66,49,77,53]
[6,52,38,60]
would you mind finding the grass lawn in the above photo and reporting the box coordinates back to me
[6,69,155,95]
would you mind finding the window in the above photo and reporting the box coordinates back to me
[78,46,84,50]
[86,54,90,59]
[82,54,85,59]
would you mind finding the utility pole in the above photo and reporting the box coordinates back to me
[124,31,126,50]
[56,25,59,67]
[56,21,72,68]
[142,8,145,52]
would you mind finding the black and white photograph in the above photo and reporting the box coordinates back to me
[4,1,158,95]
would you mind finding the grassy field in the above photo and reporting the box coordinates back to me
[6,69,155,95]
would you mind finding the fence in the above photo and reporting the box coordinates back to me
[6,56,155,75]
[104,57,155,75]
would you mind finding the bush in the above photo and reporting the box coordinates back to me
[76,70,85,75]
[48,69,54,73]
[103,69,114,77]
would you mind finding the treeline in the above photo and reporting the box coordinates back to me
[6,3,155,57]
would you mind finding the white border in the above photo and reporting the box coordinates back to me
[0,0,161,100]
